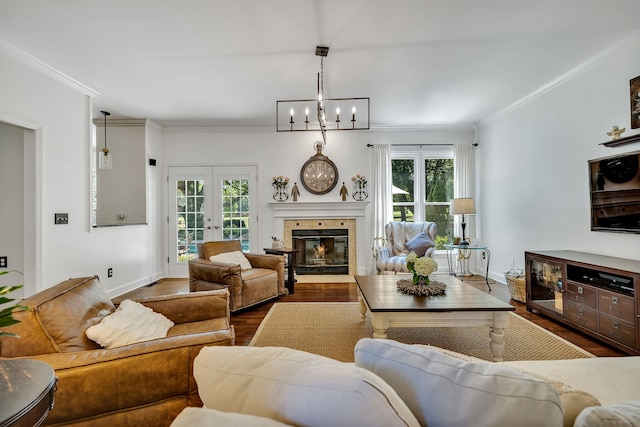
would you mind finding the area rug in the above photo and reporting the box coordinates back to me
[248,302,595,362]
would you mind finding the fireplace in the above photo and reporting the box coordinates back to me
[269,201,370,276]
[292,228,349,275]
[284,218,356,275]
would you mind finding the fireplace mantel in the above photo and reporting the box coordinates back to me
[269,201,369,218]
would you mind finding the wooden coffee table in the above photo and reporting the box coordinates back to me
[355,274,515,361]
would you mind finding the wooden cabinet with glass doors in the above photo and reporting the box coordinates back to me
[525,250,640,355]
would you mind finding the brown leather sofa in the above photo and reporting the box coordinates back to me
[0,276,235,427]
[188,240,285,312]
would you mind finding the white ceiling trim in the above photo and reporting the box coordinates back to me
[0,38,100,98]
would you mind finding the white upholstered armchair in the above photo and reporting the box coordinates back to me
[373,221,437,274]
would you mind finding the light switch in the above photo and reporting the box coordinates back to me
[55,213,69,224]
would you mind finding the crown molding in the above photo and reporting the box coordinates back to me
[0,38,100,98]
[479,30,640,127]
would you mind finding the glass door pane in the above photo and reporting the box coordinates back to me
[176,178,205,262]
[213,165,257,252]
[221,178,250,251]
[168,167,213,277]
[529,258,564,315]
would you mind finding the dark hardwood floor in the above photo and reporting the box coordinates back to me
[120,275,627,357]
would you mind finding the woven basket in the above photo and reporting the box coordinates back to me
[504,271,526,303]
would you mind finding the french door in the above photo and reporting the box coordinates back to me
[168,165,257,277]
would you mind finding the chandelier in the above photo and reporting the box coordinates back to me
[276,46,370,144]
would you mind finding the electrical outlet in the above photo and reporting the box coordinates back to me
[107,268,113,278]
[481,252,486,259]
[510,257,515,267]
[0,256,7,268]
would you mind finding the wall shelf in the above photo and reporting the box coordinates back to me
[600,133,640,147]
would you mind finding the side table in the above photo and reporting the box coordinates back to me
[264,247,299,294]
[444,244,491,290]
[0,359,57,427]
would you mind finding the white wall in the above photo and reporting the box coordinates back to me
[162,126,475,275]
[477,36,640,281]
[0,122,25,296]
[0,49,162,296]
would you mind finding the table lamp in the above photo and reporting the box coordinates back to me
[450,198,476,246]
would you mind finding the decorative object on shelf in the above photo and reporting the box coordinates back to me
[276,45,370,145]
[291,182,300,201]
[351,174,368,201]
[631,75,640,129]
[300,141,339,195]
[340,182,348,201]
[271,237,284,249]
[98,110,113,170]
[272,176,290,202]
[606,125,626,140]
[450,198,476,246]
[396,252,445,296]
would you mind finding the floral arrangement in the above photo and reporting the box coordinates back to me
[351,174,367,188]
[406,252,438,285]
[272,176,290,188]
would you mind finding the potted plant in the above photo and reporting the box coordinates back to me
[0,270,28,337]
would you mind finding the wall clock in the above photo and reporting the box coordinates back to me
[300,141,339,195]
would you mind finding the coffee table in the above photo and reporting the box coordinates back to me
[355,274,515,361]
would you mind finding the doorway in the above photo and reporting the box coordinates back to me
[167,165,258,277]
[0,121,38,296]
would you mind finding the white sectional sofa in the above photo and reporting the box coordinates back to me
[171,339,640,427]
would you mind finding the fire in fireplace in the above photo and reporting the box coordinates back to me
[291,229,349,274]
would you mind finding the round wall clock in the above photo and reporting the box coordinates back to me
[300,141,339,195]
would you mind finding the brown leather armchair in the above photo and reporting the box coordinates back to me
[0,276,235,427]
[188,240,285,312]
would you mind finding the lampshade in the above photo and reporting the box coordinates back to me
[450,198,476,215]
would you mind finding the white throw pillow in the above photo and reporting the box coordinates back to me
[170,407,294,427]
[354,338,564,427]
[194,346,420,427]
[86,299,174,349]
[209,251,252,270]
[574,401,640,427]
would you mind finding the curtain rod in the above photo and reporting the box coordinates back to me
[366,143,453,147]
[366,143,478,147]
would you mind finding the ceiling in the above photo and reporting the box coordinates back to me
[2,0,640,128]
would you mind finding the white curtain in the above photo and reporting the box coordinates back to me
[370,144,392,273]
[453,144,476,241]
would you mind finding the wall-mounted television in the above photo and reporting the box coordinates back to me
[589,150,640,233]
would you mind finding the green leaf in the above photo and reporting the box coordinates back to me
[0,285,23,296]
[0,316,22,328]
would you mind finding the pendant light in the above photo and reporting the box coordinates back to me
[99,110,112,170]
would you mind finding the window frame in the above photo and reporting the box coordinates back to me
[391,145,454,249]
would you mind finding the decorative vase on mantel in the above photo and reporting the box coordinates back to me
[272,176,290,202]
[351,174,368,201]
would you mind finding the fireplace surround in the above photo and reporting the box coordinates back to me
[269,201,370,276]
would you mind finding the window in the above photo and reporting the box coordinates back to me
[392,147,454,249]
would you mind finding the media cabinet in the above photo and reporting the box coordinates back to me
[525,250,640,354]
